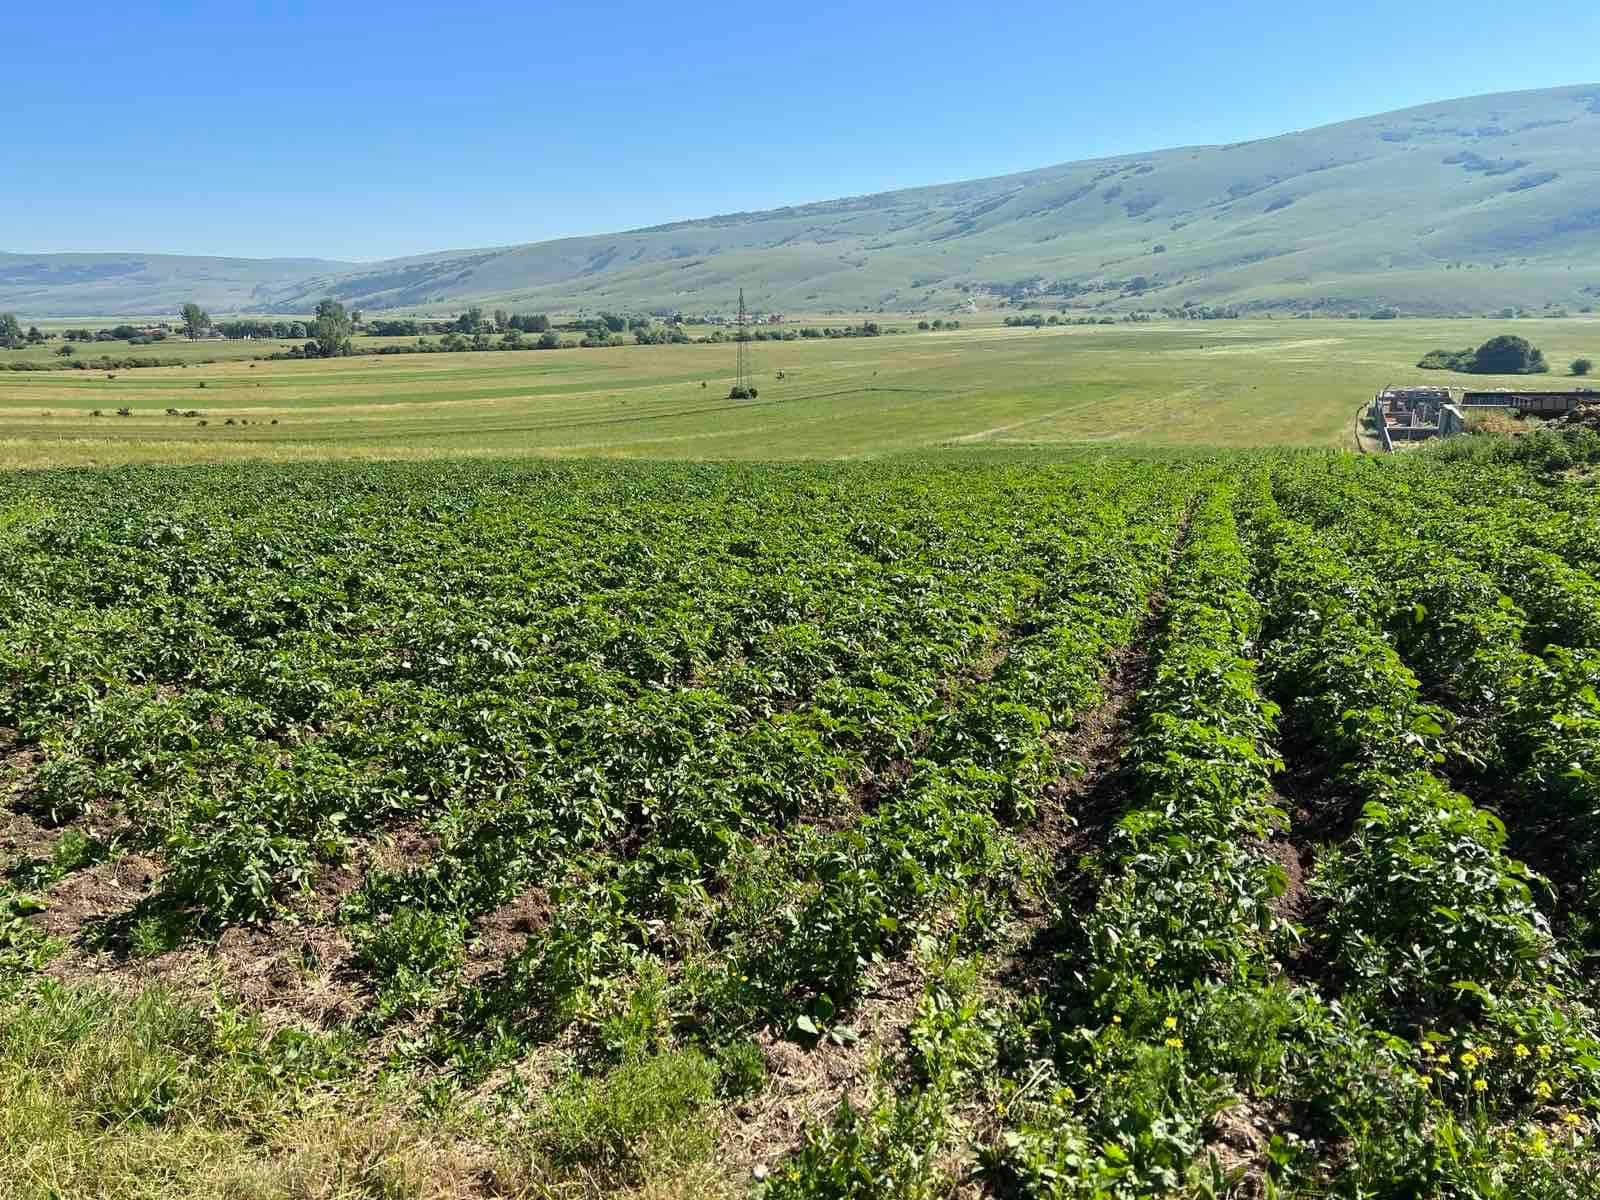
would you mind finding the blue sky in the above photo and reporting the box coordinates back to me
[8,0,1598,261]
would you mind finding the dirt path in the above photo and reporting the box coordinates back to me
[1353,401,1386,453]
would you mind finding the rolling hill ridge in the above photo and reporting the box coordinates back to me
[6,83,1600,317]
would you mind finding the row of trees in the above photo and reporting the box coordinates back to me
[253,300,359,358]
[61,326,168,344]
[449,307,558,334]
[214,319,309,339]
[5,302,635,355]
[1004,313,1123,328]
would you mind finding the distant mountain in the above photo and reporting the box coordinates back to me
[7,84,1600,318]
[0,253,352,318]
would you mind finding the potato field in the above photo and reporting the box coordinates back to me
[4,448,1600,1197]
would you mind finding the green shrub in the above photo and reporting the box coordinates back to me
[530,1049,718,1184]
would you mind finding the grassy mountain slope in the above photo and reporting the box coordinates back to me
[0,253,352,318]
[7,84,1599,317]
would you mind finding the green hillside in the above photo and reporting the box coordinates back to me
[6,84,1600,317]
[0,253,350,318]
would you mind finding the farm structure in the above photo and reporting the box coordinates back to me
[1369,384,1600,450]
[1369,386,1465,450]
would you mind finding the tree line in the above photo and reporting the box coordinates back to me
[4,300,919,364]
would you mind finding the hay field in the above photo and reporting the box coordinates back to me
[4,318,1596,467]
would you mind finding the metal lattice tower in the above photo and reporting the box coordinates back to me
[732,288,752,398]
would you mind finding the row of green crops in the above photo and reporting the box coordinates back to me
[995,479,1299,1193]
[4,450,1599,1197]
[429,467,1189,1076]
[1242,469,1600,1192]
[1270,459,1600,956]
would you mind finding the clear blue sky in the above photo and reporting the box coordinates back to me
[9,0,1598,262]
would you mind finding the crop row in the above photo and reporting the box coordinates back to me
[1241,472,1600,1191]
[6,453,1599,1196]
[428,473,1189,1074]
[1271,458,1600,957]
[0,460,1191,1067]
[997,479,1298,1194]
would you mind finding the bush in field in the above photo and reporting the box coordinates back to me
[1574,357,1594,377]
[1473,334,1549,374]
[1419,335,1549,374]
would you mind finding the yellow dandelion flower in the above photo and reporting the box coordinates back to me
[1473,1078,1488,1092]
[1528,1130,1550,1156]
[1460,1052,1479,1070]
[1110,1014,1121,1025]
[1562,1112,1581,1126]
[1514,1044,1531,1059]
[1165,1037,1183,1049]
[1537,1044,1553,1060]
[1535,1081,1553,1099]
[1163,1016,1178,1030]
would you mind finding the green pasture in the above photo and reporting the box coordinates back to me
[2,317,1597,467]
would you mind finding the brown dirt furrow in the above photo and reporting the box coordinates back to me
[0,727,51,860]
[33,853,161,940]
[717,953,927,1188]
[37,850,379,1037]
[1259,826,1311,927]
[465,886,552,984]
[948,506,1200,1198]
[1,803,53,866]
[707,594,1064,1186]
[999,502,1197,985]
